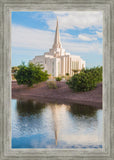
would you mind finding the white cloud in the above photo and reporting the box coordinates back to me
[96,31,103,38]
[61,32,75,41]
[63,41,102,55]
[12,25,54,50]
[60,134,102,145]
[12,25,102,55]
[47,11,103,30]
[78,34,97,41]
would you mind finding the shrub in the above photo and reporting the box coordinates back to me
[67,66,102,92]
[66,73,69,76]
[14,62,49,87]
[81,66,102,83]
[48,74,52,79]
[65,76,71,81]
[56,77,62,81]
[12,66,19,73]
[61,75,65,78]
[72,69,81,74]
[47,81,57,89]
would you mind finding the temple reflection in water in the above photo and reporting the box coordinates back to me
[12,99,103,148]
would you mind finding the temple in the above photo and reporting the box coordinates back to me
[30,18,85,77]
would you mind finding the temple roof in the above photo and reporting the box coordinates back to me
[52,18,62,49]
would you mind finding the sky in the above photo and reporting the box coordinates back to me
[11,11,103,68]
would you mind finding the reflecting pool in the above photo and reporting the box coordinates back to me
[12,99,103,148]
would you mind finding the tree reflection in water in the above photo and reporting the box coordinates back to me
[16,99,97,118]
[16,99,45,116]
[69,103,98,117]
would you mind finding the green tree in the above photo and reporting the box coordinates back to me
[67,66,102,92]
[81,66,102,83]
[14,62,49,87]
[72,69,80,74]
[66,73,69,76]
[56,77,62,81]
[12,66,19,73]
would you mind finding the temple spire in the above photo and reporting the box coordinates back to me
[53,18,62,49]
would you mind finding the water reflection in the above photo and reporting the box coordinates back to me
[50,105,59,145]
[70,103,98,117]
[17,100,45,116]
[12,99,103,148]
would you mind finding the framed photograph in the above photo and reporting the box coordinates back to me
[0,0,114,160]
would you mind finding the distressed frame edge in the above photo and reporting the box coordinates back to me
[0,0,113,160]
[2,2,112,159]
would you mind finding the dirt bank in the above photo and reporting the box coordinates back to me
[12,81,102,108]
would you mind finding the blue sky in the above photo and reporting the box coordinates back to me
[11,11,103,68]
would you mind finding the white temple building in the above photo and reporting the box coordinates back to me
[30,19,85,77]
